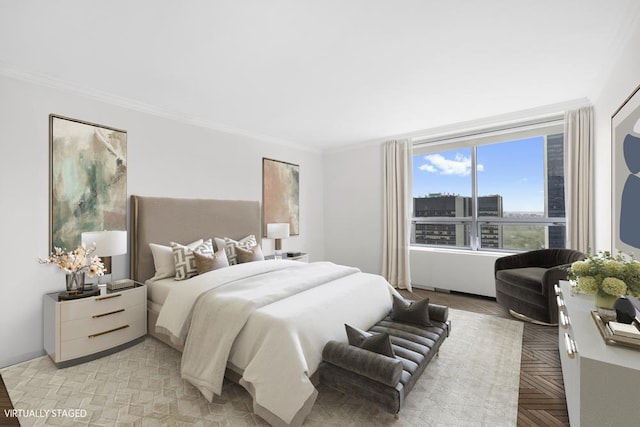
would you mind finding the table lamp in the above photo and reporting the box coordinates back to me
[267,223,290,257]
[81,230,127,280]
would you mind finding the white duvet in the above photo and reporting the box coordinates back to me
[155,260,396,426]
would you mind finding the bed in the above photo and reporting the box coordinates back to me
[130,195,397,426]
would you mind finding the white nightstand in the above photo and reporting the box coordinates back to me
[43,284,147,367]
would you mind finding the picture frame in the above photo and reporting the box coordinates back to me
[612,83,640,253]
[262,157,300,236]
[49,115,127,251]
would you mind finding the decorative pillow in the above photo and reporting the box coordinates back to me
[215,235,258,265]
[391,295,432,326]
[345,324,395,358]
[193,249,229,274]
[235,244,265,264]
[149,239,203,281]
[171,239,214,280]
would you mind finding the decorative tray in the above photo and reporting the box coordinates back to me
[57,289,100,301]
[591,310,640,350]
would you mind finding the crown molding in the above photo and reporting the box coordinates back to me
[325,98,592,155]
[0,62,321,154]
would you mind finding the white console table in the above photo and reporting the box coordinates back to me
[556,280,640,426]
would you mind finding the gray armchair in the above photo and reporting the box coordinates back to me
[495,249,585,325]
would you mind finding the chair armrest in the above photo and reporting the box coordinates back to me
[429,303,448,323]
[322,341,402,387]
[542,264,571,296]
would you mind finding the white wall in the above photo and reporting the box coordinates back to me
[0,74,325,368]
[592,23,640,251]
[324,23,640,299]
[323,144,383,275]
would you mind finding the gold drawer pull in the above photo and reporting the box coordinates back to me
[564,332,577,359]
[92,309,125,319]
[95,293,122,301]
[556,295,565,308]
[88,325,129,338]
[559,310,570,329]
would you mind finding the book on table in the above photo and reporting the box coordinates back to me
[608,321,640,340]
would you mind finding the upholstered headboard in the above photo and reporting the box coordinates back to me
[130,195,261,283]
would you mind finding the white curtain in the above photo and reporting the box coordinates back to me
[383,140,412,291]
[565,106,594,253]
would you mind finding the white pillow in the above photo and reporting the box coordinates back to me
[149,239,203,281]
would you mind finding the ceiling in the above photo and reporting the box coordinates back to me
[1,1,640,151]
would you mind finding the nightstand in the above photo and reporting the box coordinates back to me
[43,284,147,367]
[265,252,309,262]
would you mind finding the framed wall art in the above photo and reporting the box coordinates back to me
[262,157,299,236]
[49,115,127,250]
[612,83,640,253]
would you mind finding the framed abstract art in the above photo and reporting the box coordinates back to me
[262,157,299,236]
[612,83,640,253]
[49,115,127,251]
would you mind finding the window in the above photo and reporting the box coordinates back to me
[412,119,566,251]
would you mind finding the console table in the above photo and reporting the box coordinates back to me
[556,280,640,426]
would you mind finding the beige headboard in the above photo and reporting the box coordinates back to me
[130,195,261,283]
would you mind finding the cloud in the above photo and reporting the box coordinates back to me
[419,164,437,173]
[418,153,484,176]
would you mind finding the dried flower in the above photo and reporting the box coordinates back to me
[39,244,105,277]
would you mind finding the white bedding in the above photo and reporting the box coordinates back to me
[145,277,176,306]
[155,260,396,426]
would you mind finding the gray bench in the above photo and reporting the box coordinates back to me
[319,304,451,415]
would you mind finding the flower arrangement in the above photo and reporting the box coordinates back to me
[567,251,640,299]
[39,244,105,277]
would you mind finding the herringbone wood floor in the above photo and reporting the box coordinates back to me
[0,289,569,426]
[404,288,569,427]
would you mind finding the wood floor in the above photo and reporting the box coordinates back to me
[0,376,19,426]
[0,289,569,426]
[405,288,569,426]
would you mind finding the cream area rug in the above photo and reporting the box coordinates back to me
[2,309,523,426]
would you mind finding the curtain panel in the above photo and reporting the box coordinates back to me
[382,140,412,290]
[565,106,594,253]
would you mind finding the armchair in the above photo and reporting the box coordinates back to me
[495,249,585,325]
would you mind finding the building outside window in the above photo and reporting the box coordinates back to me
[412,119,566,252]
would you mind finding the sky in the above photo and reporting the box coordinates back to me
[413,136,545,212]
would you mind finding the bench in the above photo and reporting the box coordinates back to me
[319,303,451,415]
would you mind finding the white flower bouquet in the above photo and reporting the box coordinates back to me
[39,244,105,277]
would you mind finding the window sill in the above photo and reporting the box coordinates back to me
[409,246,515,257]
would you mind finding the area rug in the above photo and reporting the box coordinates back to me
[2,309,523,426]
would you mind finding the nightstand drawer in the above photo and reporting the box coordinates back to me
[60,302,145,341]
[60,318,146,361]
[60,286,145,321]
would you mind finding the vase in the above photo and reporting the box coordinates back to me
[594,291,618,320]
[65,271,85,294]
[594,292,617,309]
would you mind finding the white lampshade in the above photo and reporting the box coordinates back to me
[267,223,290,240]
[81,230,128,256]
